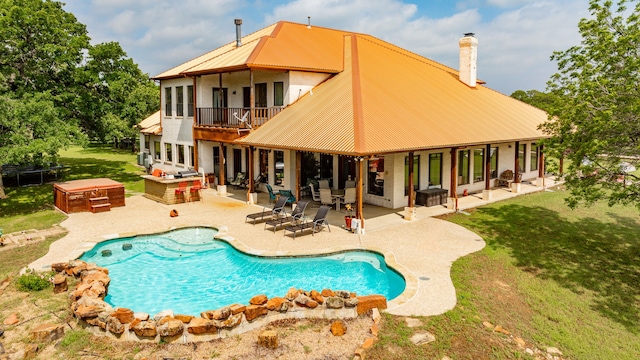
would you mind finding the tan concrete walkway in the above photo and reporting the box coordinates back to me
[29,177,556,317]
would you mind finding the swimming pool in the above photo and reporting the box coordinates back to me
[79,227,405,315]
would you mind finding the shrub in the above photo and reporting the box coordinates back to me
[15,271,52,292]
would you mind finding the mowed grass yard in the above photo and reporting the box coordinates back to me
[1,146,639,359]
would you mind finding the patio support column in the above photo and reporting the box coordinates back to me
[356,157,365,230]
[192,76,199,170]
[482,144,492,201]
[247,146,255,202]
[250,70,255,128]
[219,143,225,185]
[514,141,520,182]
[537,144,546,188]
[407,151,414,208]
[218,73,222,106]
[513,141,521,193]
[484,144,491,190]
[295,151,302,202]
[449,147,458,210]
[538,144,545,178]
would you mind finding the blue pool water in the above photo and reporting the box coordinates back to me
[79,228,405,315]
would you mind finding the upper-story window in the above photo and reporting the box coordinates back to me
[274,82,284,106]
[187,85,194,117]
[255,83,267,107]
[164,87,172,116]
[176,87,184,117]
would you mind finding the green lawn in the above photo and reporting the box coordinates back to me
[2,146,639,359]
[0,145,145,233]
[370,187,640,359]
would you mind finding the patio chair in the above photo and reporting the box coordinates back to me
[174,181,188,203]
[229,172,246,188]
[343,187,356,208]
[319,188,336,207]
[245,196,288,225]
[345,180,356,189]
[265,184,278,203]
[278,189,296,204]
[318,179,330,189]
[284,205,332,239]
[309,183,321,202]
[264,200,309,233]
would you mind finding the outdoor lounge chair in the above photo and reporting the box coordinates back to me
[496,170,521,187]
[309,183,321,202]
[265,184,277,203]
[245,196,288,225]
[319,188,336,207]
[284,205,331,239]
[278,189,296,204]
[342,187,356,208]
[229,172,246,188]
[318,179,330,189]
[264,200,309,233]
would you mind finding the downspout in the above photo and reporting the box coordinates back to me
[484,144,491,190]
[514,141,520,183]
[407,151,414,207]
[450,147,458,211]
[295,151,302,202]
[192,76,199,170]
[356,158,364,231]
[247,146,254,202]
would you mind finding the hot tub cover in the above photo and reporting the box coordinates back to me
[53,178,123,192]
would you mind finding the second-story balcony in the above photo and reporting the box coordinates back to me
[196,107,283,129]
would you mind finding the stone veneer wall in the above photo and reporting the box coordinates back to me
[53,260,388,343]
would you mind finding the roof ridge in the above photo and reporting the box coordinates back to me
[353,33,463,80]
[153,22,280,79]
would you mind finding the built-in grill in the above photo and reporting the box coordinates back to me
[176,170,199,178]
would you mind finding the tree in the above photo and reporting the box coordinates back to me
[73,42,159,145]
[541,0,640,209]
[510,89,559,113]
[0,0,158,198]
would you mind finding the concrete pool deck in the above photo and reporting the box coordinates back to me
[29,180,554,317]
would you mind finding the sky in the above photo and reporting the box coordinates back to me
[61,0,590,95]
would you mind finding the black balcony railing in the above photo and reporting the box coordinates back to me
[196,107,283,128]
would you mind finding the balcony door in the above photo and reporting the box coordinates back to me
[212,88,228,125]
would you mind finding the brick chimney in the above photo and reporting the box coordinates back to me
[458,33,478,87]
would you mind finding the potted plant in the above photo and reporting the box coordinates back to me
[344,203,355,228]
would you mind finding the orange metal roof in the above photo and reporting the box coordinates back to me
[138,110,161,135]
[238,29,548,154]
[153,22,347,79]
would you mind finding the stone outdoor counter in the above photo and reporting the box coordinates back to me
[53,260,388,344]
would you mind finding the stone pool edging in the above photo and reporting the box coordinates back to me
[70,224,418,311]
[54,259,388,343]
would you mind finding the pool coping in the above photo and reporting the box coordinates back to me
[74,224,418,311]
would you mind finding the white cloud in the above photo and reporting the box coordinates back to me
[62,0,590,93]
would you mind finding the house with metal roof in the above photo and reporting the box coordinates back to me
[139,20,549,229]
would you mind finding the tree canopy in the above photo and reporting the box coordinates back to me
[0,0,158,198]
[541,0,640,209]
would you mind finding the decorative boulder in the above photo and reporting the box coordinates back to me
[310,290,324,304]
[213,313,242,329]
[249,294,268,305]
[51,263,69,273]
[187,318,217,335]
[174,314,194,323]
[266,297,287,311]
[30,323,65,342]
[325,297,345,309]
[321,289,335,297]
[244,305,268,321]
[258,330,278,348]
[157,318,184,337]
[52,274,68,294]
[229,304,246,315]
[330,320,347,336]
[111,308,134,324]
[334,290,351,299]
[132,321,157,338]
[106,316,125,335]
[356,295,387,315]
[284,287,300,300]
